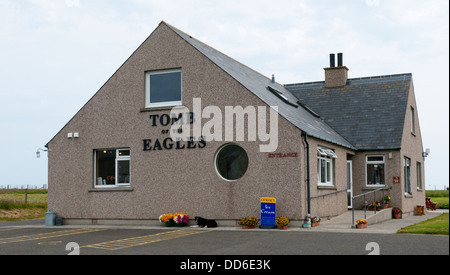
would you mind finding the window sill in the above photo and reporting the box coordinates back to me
[89,187,134,192]
[404,193,413,198]
[140,107,177,112]
[317,185,337,190]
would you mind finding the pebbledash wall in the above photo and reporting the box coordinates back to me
[48,22,311,226]
[47,22,426,226]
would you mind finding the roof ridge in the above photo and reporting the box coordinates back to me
[285,73,412,87]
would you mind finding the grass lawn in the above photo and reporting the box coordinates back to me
[398,213,449,235]
[426,190,449,209]
[0,193,48,204]
[0,208,46,222]
[0,190,48,222]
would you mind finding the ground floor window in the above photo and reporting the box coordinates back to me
[366,155,385,186]
[417,162,422,190]
[317,147,336,186]
[404,157,412,194]
[215,144,248,181]
[95,149,130,187]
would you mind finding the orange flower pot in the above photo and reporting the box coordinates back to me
[242,225,255,229]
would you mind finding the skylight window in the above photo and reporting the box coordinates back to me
[266,86,298,108]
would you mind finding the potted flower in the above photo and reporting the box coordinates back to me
[276,216,290,230]
[173,212,190,227]
[392,207,402,219]
[311,216,321,227]
[382,196,391,208]
[368,201,383,211]
[159,213,174,227]
[356,220,368,229]
[238,217,259,229]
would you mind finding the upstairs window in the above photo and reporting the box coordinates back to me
[410,106,416,134]
[145,69,182,108]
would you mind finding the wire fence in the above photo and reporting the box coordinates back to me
[0,184,48,190]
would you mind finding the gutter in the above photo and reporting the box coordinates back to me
[302,131,311,215]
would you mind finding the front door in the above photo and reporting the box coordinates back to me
[347,161,353,209]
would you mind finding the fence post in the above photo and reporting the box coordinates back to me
[352,196,355,228]
[364,194,367,220]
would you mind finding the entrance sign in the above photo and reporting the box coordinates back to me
[260,197,277,228]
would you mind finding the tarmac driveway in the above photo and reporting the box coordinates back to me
[0,220,448,256]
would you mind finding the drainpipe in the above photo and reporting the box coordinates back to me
[302,131,311,215]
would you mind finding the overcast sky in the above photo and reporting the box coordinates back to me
[0,0,448,190]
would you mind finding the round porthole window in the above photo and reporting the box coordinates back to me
[215,144,249,181]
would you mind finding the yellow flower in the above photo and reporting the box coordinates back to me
[276,216,290,226]
[160,213,173,223]
[239,217,259,226]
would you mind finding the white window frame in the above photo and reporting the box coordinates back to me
[145,69,182,108]
[94,148,131,188]
[410,106,416,134]
[115,149,131,186]
[365,155,386,187]
[416,162,422,190]
[404,157,412,195]
[317,147,336,186]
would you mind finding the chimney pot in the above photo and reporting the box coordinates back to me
[324,53,348,88]
[338,53,343,67]
[329,54,336,68]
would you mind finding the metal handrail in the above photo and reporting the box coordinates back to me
[351,186,392,227]
[311,188,348,199]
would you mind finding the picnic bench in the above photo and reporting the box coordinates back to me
[425,197,437,210]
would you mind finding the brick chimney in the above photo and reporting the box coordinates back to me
[325,53,349,88]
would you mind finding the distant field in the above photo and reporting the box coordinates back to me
[0,189,47,221]
[426,190,449,209]
[0,193,47,204]
[426,190,449,197]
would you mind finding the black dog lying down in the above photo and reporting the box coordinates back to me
[194,216,218,228]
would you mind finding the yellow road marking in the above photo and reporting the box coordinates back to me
[0,227,24,232]
[83,230,209,251]
[0,228,106,245]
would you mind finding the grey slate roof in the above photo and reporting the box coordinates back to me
[164,22,355,150]
[285,74,412,150]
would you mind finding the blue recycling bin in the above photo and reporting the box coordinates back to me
[45,211,56,226]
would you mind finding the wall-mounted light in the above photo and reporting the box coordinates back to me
[423,148,430,158]
[36,148,48,158]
